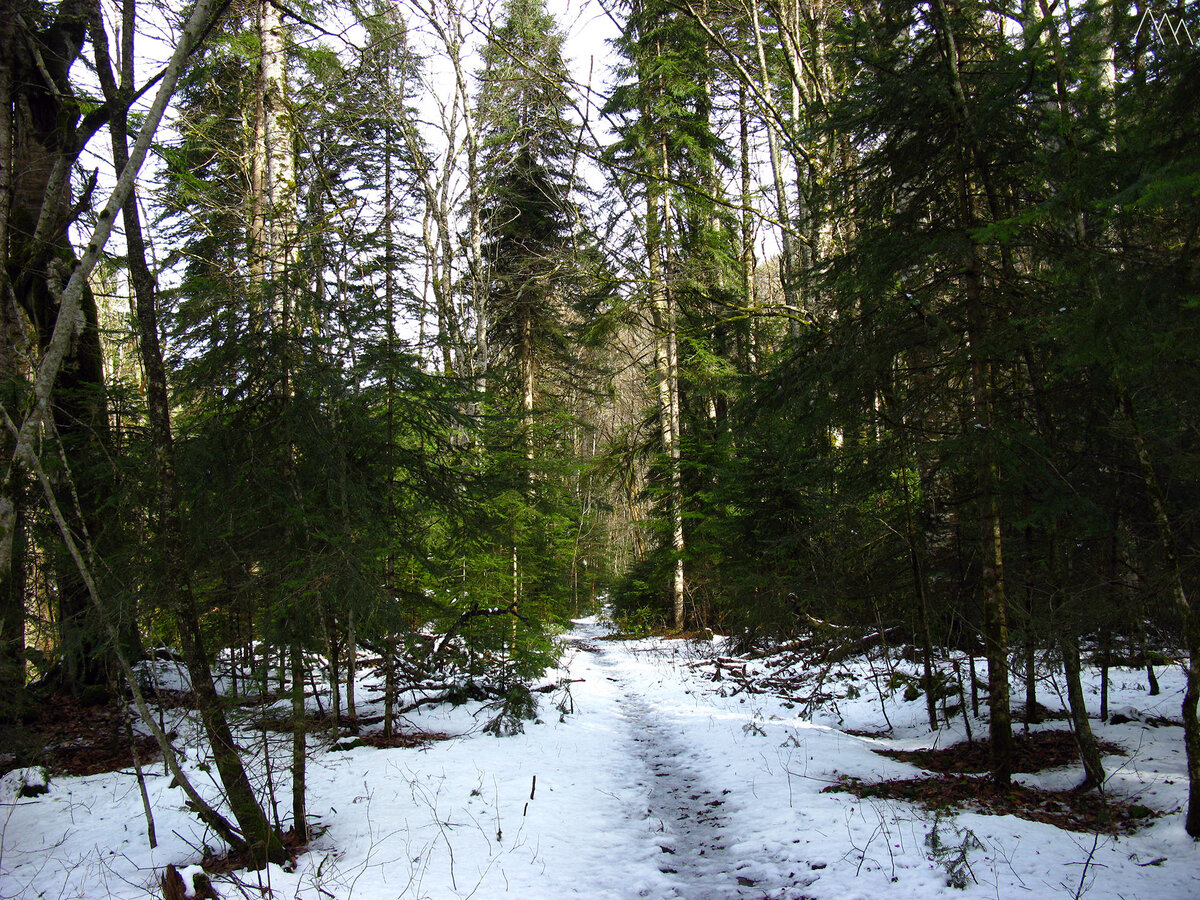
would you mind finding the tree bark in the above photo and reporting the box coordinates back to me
[647,164,685,631]
[87,0,286,865]
[1117,385,1200,836]
[900,451,938,732]
[1049,517,1105,788]
[252,0,306,845]
[0,0,26,715]
[291,638,307,841]
[3,0,127,692]
[962,236,1012,779]
[1060,631,1106,789]
[749,1,798,329]
[930,0,1013,786]
[324,607,341,729]
[346,608,357,731]
[383,637,396,739]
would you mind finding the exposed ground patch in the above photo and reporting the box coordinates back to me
[876,729,1126,775]
[1,691,160,777]
[828,731,1156,835]
[333,729,452,750]
[825,773,1160,834]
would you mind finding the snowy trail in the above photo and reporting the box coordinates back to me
[5,617,1200,899]
[589,637,759,899]
[564,622,822,900]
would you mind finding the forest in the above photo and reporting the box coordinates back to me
[1,0,1199,888]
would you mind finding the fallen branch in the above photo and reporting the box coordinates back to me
[431,603,531,668]
[531,678,584,694]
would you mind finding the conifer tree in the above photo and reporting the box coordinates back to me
[476,0,581,438]
[472,0,606,640]
[610,0,783,630]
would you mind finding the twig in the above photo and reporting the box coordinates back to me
[119,687,157,849]
[1072,832,1102,900]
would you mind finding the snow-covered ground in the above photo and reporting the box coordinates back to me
[2,618,1198,899]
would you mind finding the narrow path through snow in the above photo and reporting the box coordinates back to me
[10,618,1198,900]
[573,626,783,899]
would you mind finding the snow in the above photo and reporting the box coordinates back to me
[3,617,1199,899]
[0,767,47,804]
[132,656,193,695]
[174,865,207,897]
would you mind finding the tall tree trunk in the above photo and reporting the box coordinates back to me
[749,2,798,329]
[256,0,294,287]
[3,0,130,693]
[646,157,685,631]
[931,0,1013,785]
[381,105,397,740]
[964,248,1013,786]
[1117,385,1200,836]
[89,0,286,864]
[291,637,307,841]
[736,73,756,371]
[0,0,26,716]
[252,0,304,844]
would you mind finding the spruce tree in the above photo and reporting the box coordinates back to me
[605,0,733,629]
[474,0,602,628]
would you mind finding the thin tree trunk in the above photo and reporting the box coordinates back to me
[930,0,1013,784]
[899,439,938,732]
[346,608,357,732]
[381,104,395,741]
[1099,625,1110,722]
[256,0,294,287]
[1024,624,1038,730]
[1136,593,1161,697]
[969,646,980,718]
[660,138,685,630]
[645,125,685,631]
[255,0,308,845]
[120,686,157,848]
[325,609,340,731]
[1049,526,1105,788]
[291,638,307,841]
[383,638,396,739]
[1117,384,1200,836]
[1060,631,1106,789]
[749,2,798,328]
[0,0,25,715]
[74,0,286,866]
[0,467,23,718]
[737,70,755,371]
[953,655,973,743]
[228,610,239,698]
